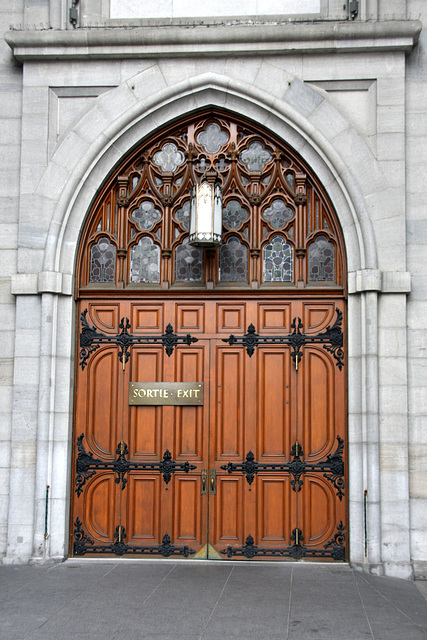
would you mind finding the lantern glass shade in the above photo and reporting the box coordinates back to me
[189,181,223,247]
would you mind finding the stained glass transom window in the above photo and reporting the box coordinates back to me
[223,200,249,229]
[79,110,344,291]
[263,236,293,282]
[153,142,185,173]
[308,235,335,281]
[129,237,160,283]
[219,236,248,282]
[240,141,272,172]
[175,238,204,282]
[131,201,162,230]
[175,201,191,230]
[263,199,293,229]
[197,122,229,154]
[89,238,116,283]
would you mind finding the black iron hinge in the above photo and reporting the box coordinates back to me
[75,434,197,495]
[222,310,344,370]
[221,436,345,499]
[220,522,346,560]
[79,309,198,369]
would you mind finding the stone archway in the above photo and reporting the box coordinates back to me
[71,108,348,560]
[11,73,382,569]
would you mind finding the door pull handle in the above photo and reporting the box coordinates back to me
[210,469,216,495]
[201,469,207,494]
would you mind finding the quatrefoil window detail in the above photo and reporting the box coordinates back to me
[131,201,162,230]
[263,199,294,229]
[240,141,272,172]
[223,200,249,229]
[153,142,185,173]
[197,123,229,154]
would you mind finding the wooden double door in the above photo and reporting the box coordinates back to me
[71,296,347,560]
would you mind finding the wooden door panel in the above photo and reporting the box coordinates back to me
[257,476,294,545]
[128,348,164,458]
[174,346,206,461]
[174,404,203,459]
[124,340,208,555]
[86,302,121,332]
[257,303,292,333]
[298,475,343,547]
[130,304,164,332]
[257,347,293,459]
[124,474,162,543]
[302,302,337,332]
[300,347,337,458]
[81,473,119,543]
[211,476,244,545]
[173,475,204,545]
[83,348,121,458]
[72,296,346,561]
[213,346,246,460]
[216,303,247,333]
[175,304,206,333]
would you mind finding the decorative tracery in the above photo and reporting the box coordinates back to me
[78,110,345,292]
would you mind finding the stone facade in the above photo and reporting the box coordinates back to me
[0,0,425,579]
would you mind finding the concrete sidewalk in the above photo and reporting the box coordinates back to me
[0,561,426,640]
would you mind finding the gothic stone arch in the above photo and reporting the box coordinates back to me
[10,75,388,572]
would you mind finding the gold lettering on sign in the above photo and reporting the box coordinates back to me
[129,382,204,406]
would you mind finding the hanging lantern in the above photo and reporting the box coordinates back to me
[189,176,223,247]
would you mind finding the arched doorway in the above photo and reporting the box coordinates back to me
[71,109,347,560]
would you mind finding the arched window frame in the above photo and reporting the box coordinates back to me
[76,109,346,295]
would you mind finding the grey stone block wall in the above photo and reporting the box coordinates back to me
[0,0,23,557]
[407,0,427,576]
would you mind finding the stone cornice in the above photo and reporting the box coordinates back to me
[5,20,421,60]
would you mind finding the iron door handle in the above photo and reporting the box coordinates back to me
[210,469,216,494]
[201,469,207,494]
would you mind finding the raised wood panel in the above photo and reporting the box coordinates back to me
[174,347,205,460]
[131,304,164,332]
[86,348,119,457]
[83,473,118,542]
[257,477,292,544]
[173,476,202,543]
[300,348,336,458]
[302,302,336,332]
[257,348,292,458]
[216,304,246,332]
[128,348,163,458]
[125,475,161,542]
[175,304,205,333]
[298,475,339,547]
[88,303,121,332]
[213,476,242,543]
[214,347,245,459]
[258,304,292,332]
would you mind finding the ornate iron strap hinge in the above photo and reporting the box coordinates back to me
[222,309,344,369]
[220,436,345,500]
[79,309,198,369]
[73,518,195,557]
[220,522,346,561]
[75,434,197,495]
